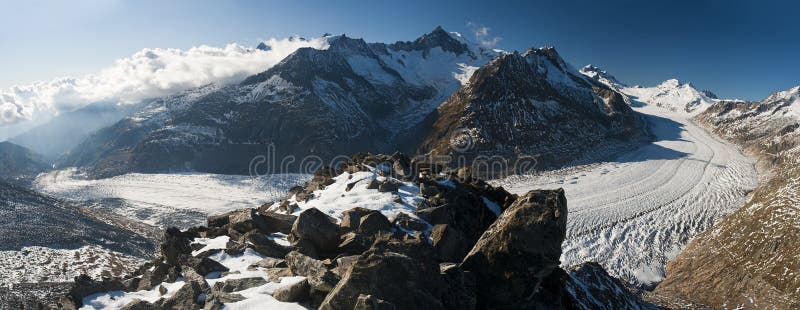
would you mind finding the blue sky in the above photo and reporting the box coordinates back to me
[1,0,798,100]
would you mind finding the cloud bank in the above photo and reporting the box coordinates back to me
[467,22,503,48]
[0,36,329,127]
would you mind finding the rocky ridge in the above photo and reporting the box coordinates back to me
[0,141,50,186]
[57,153,655,309]
[417,49,645,173]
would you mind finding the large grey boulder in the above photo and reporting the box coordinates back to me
[460,189,568,309]
[289,208,340,257]
[319,238,467,310]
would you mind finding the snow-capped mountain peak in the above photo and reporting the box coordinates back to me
[389,26,473,58]
[622,78,717,114]
[767,84,800,103]
[580,64,626,88]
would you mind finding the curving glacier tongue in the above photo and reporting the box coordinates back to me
[492,101,758,288]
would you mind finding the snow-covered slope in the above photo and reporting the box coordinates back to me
[623,79,717,114]
[580,65,627,89]
[34,169,310,228]
[580,65,719,115]
[0,181,156,286]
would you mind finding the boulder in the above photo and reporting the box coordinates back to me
[205,283,246,310]
[217,277,267,293]
[224,241,246,255]
[377,180,402,193]
[441,265,477,310]
[319,238,464,310]
[248,257,286,269]
[337,232,372,256]
[332,255,360,277]
[207,213,230,228]
[418,182,440,198]
[414,182,498,260]
[161,227,194,266]
[289,208,340,257]
[265,267,294,282]
[341,207,372,231]
[430,224,469,262]
[228,209,269,233]
[202,226,228,239]
[460,189,568,309]
[391,212,429,232]
[285,251,340,299]
[159,279,205,309]
[119,299,159,310]
[354,294,396,310]
[182,256,229,277]
[135,262,170,291]
[68,275,126,306]
[244,232,290,258]
[259,211,297,234]
[272,278,310,302]
[358,212,393,235]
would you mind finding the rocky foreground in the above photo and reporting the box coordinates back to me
[52,153,655,309]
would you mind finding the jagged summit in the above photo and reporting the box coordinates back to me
[390,26,472,57]
[417,44,644,169]
[766,84,800,102]
[326,34,374,55]
[255,42,270,51]
[580,64,625,88]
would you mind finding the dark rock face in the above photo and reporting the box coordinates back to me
[289,208,340,258]
[430,224,469,263]
[272,278,310,302]
[217,277,267,293]
[161,227,195,266]
[0,141,50,186]
[414,176,510,262]
[259,211,296,234]
[285,251,340,303]
[461,189,568,309]
[67,275,126,307]
[417,48,644,173]
[244,232,290,258]
[320,238,467,310]
[356,211,393,235]
[227,208,270,233]
[564,262,658,309]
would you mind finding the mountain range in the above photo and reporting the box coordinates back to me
[3,25,800,309]
[44,27,646,178]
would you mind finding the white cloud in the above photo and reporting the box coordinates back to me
[0,36,330,127]
[467,22,503,48]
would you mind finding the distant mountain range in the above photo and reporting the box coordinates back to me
[48,27,647,178]
[0,141,49,186]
